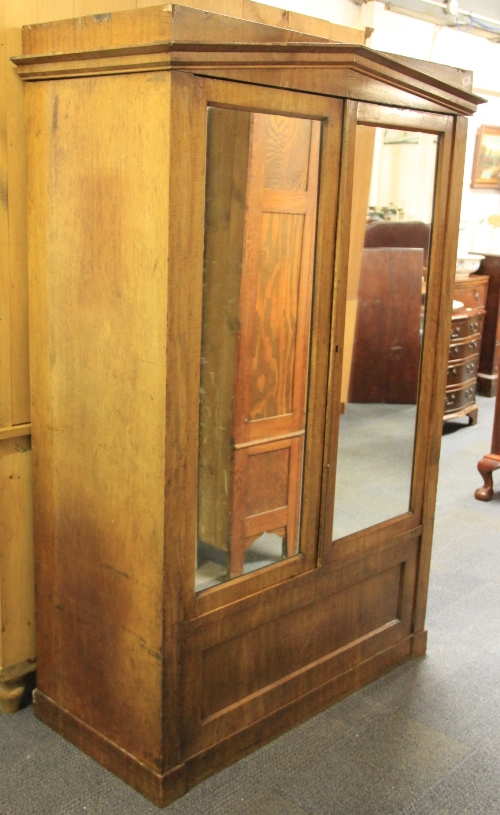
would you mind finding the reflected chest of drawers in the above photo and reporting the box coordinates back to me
[445,274,488,423]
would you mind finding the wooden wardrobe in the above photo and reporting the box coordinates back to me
[14,4,483,806]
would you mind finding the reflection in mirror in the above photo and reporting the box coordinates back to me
[333,125,438,541]
[196,107,321,591]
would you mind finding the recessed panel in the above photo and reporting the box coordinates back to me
[201,563,403,718]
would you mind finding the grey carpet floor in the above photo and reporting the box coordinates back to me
[1,395,499,814]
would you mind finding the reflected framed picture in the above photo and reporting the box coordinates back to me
[471,125,500,188]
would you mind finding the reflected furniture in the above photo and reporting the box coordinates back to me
[445,275,488,424]
[475,385,500,500]
[14,4,483,806]
[198,111,319,578]
[364,220,431,267]
[474,255,500,397]
[349,247,424,404]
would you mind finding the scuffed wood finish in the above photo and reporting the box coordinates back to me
[182,533,418,757]
[17,5,482,805]
[27,70,171,763]
[21,1,365,55]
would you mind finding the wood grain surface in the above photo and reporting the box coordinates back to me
[17,5,476,806]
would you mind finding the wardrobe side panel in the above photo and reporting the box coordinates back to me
[26,72,171,768]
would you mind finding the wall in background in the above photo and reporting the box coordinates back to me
[276,0,500,249]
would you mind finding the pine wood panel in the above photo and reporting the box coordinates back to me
[0,0,11,431]
[0,438,35,671]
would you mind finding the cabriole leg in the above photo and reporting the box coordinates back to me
[474,456,500,501]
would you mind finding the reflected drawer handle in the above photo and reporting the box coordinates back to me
[451,367,457,375]
[469,342,478,351]
[470,321,478,332]
[446,393,456,405]
[451,330,460,339]
[453,346,460,355]
[475,292,480,300]
[466,363,475,374]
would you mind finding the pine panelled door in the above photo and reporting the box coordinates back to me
[13,4,484,806]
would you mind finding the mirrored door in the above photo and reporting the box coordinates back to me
[196,108,321,591]
[331,120,439,542]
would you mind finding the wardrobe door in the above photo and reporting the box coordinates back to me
[181,77,344,606]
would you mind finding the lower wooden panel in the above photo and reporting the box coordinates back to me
[34,690,186,808]
[184,635,414,790]
[183,536,418,756]
[34,635,417,807]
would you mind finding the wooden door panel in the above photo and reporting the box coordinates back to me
[263,115,313,191]
[249,211,305,422]
[227,436,303,577]
[234,115,320,442]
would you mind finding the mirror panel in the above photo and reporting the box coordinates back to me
[196,107,321,591]
[333,126,438,541]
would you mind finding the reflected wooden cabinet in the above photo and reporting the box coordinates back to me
[14,4,483,806]
[199,111,320,578]
[445,275,488,424]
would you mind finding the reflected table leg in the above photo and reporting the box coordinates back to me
[474,454,500,501]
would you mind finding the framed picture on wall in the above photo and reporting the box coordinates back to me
[471,125,500,188]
